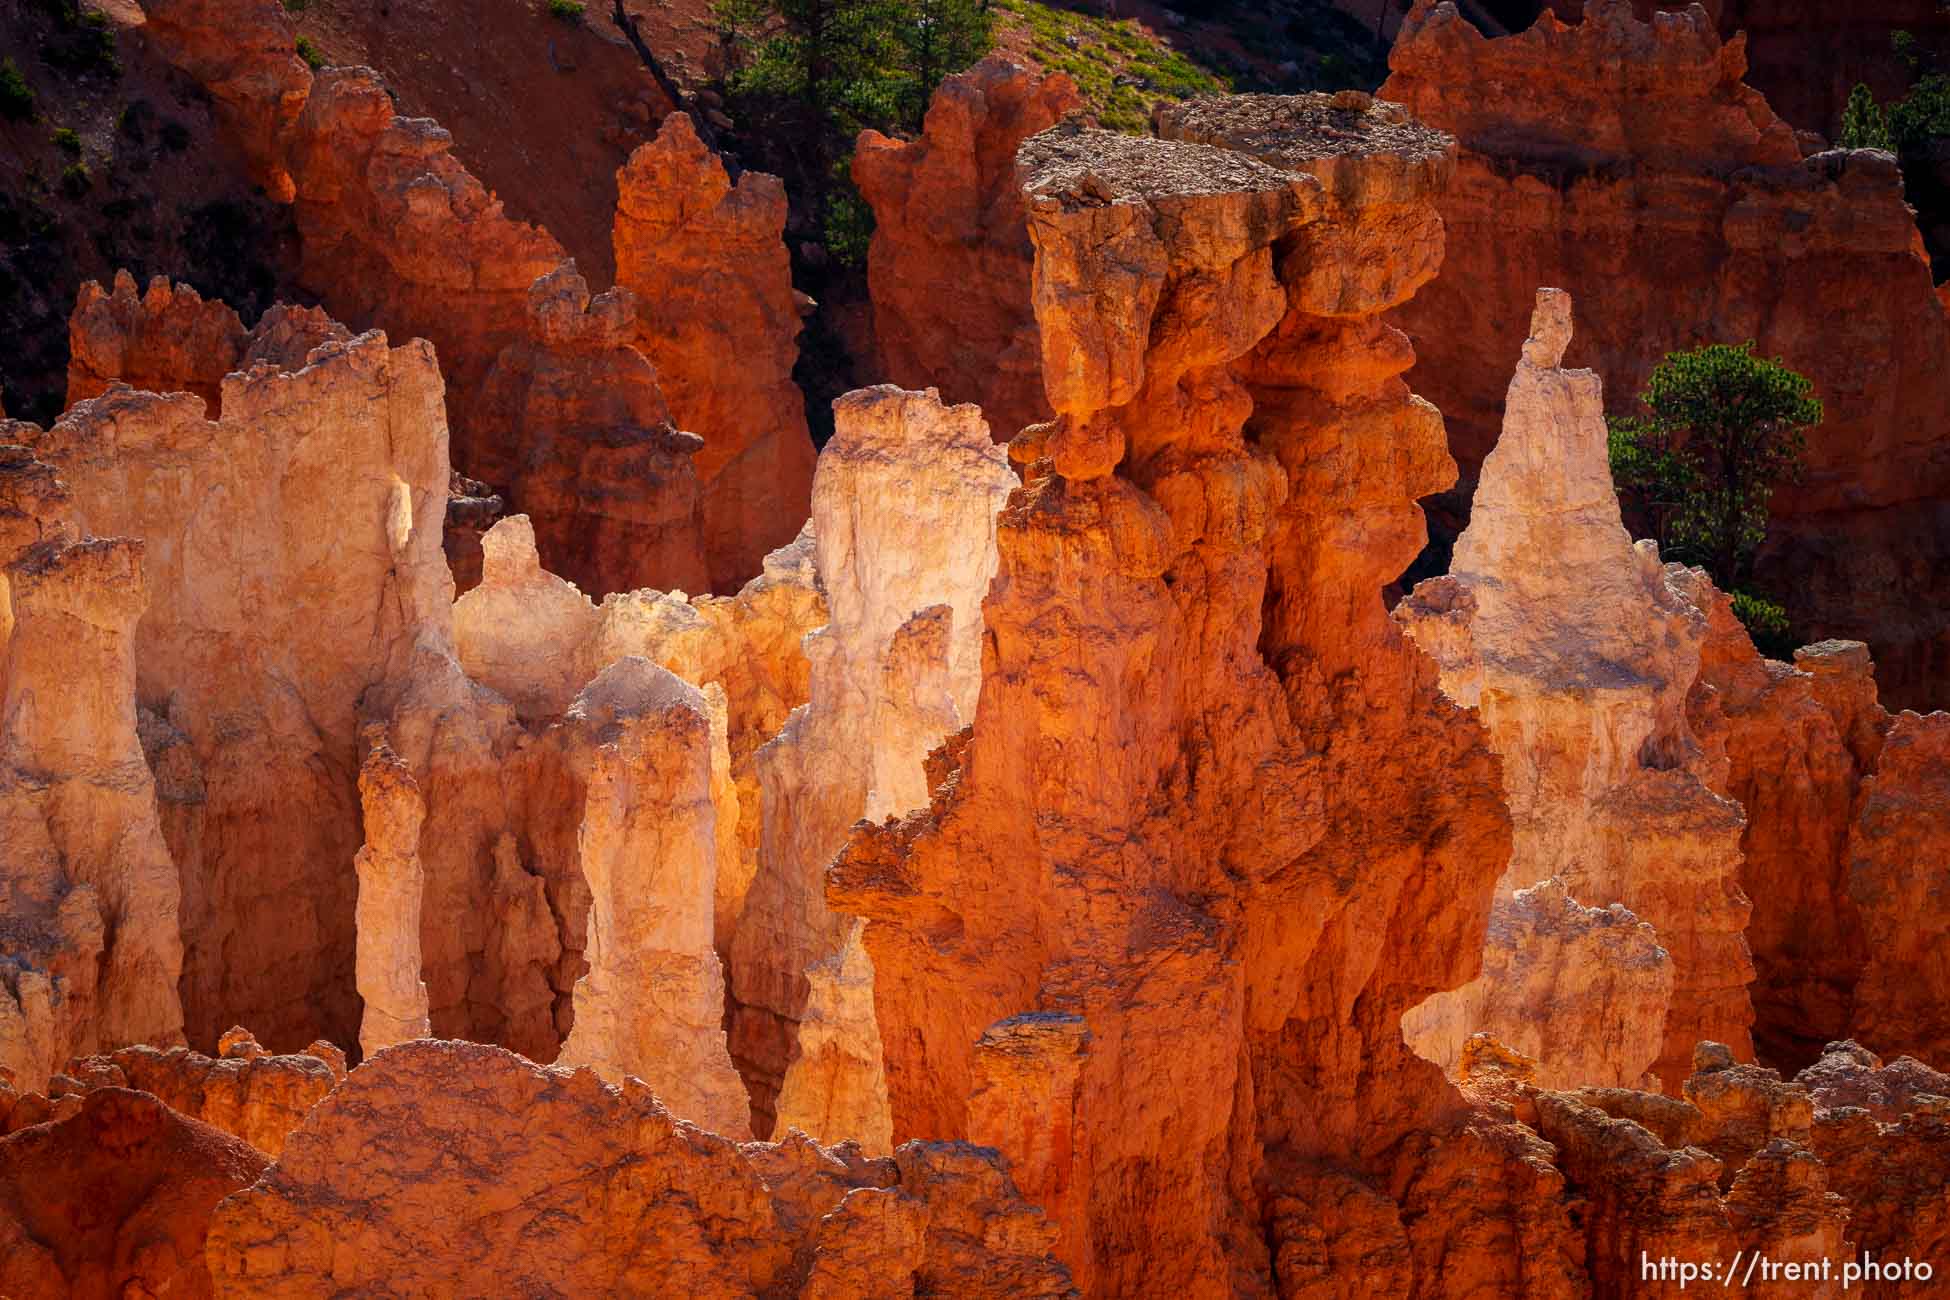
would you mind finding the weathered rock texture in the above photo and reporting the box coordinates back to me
[207,1039,1075,1297]
[135,0,819,602]
[1383,0,1950,707]
[1397,288,1754,1090]
[346,513,818,1071]
[853,58,1082,440]
[1674,568,1950,1076]
[554,659,749,1135]
[0,490,185,1092]
[614,112,817,590]
[1846,709,1950,1066]
[0,1088,268,1300]
[730,386,1017,1149]
[476,263,707,597]
[353,730,431,1059]
[66,272,248,415]
[1544,0,1950,138]
[1401,877,1675,1089]
[27,326,454,1053]
[35,1029,341,1157]
[828,99,1559,1296]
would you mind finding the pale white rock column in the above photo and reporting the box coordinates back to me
[354,725,432,1058]
[0,535,184,1091]
[732,385,1018,1149]
[555,656,749,1136]
[1397,288,1752,1091]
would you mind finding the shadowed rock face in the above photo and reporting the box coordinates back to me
[613,113,817,592]
[854,57,1083,441]
[477,263,709,598]
[1383,0,1950,708]
[1543,0,1950,139]
[135,0,810,602]
[0,1087,267,1300]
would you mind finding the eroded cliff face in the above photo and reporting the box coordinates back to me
[476,263,708,597]
[1382,0,1950,707]
[134,0,810,601]
[853,58,1082,440]
[26,327,454,1054]
[1397,288,1753,1090]
[828,97,1547,1296]
[205,1039,1076,1298]
[66,273,248,416]
[614,113,818,590]
[729,385,1017,1149]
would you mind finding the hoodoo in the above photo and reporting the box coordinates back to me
[5,1,1950,1292]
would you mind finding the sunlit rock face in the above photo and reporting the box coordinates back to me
[204,1039,1076,1298]
[1397,288,1753,1091]
[433,515,822,1055]
[553,658,749,1135]
[854,57,1082,441]
[727,385,1017,1149]
[614,112,817,591]
[829,98,1566,1297]
[25,326,454,1054]
[1383,0,1950,708]
[0,529,183,1093]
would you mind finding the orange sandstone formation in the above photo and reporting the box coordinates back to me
[0,1088,267,1300]
[352,730,432,1059]
[476,263,708,597]
[281,65,569,449]
[135,0,312,196]
[363,513,818,1065]
[1397,288,1753,1089]
[831,99,1541,1296]
[206,1039,1075,1297]
[36,1029,340,1157]
[1847,710,1950,1066]
[0,531,185,1093]
[66,273,248,415]
[853,57,1082,439]
[554,659,749,1134]
[1382,0,1950,707]
[614,112,817,589]
[28,326,455,1053]
[731,385,1017,1148]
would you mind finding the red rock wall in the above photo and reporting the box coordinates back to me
[1543,0,1950,135]
[613,114,817,591]
[854,57,1082,441]
[1382,0,1950,708]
